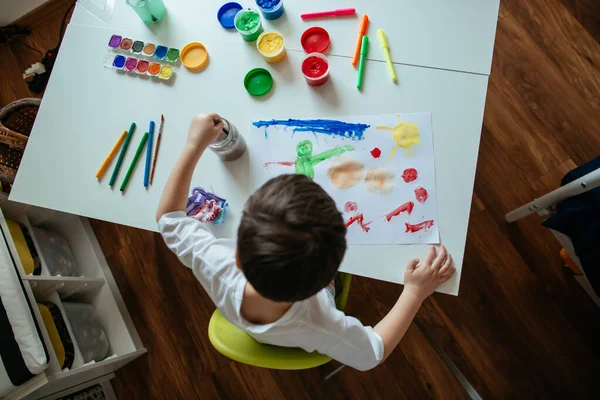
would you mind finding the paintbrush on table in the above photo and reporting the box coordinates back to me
[149,114,164,185]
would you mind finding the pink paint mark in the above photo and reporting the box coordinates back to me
[385,201,414,221]
[263,161,296,167]
[345,213,372,232]
[405,220,435,233]
[401,168,418,183]
[370,147,382,158]
[344,201,358,213]
[414,186,428,203]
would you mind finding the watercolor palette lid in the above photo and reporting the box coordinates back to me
[217,2,243,29]
[181,42,208,70]
[301,27,330,53]
[244,68,273,96]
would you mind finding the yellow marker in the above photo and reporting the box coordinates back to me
[376,116,421,158]
[377,29,397,83]
[96,130,127,179]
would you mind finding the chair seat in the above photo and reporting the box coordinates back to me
[208,310,331,370]
[208,273,352,370]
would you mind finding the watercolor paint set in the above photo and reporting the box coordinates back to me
[108,34,180,64]
[103,54,174,80]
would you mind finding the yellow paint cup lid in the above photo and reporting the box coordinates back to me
[181,42,209,70]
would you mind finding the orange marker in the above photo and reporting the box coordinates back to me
[96,130,127,179]
[352,15,369,66]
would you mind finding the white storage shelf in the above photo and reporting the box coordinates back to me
[0,203,146,400]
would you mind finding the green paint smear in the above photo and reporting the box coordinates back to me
[294,140,355,179]
[166,48,180,62]
[235,11,260,32]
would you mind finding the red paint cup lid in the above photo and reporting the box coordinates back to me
[244,68,273,96]
[300,27,330,53]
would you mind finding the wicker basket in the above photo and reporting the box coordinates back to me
[0,98,41,192]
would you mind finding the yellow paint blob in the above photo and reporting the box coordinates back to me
[376,115,421,159]
[327,158,365,189]
[257,31,286,63]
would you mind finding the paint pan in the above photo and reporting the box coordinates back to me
[103,54,127,69]
[301,53,329,86]
[143,43,156,56]
[159,65,173,80]
[136,59,150,74]
[154,45,168,60]
[124,57,138,72]
[108,34,122,49]
[120,38,133,51]
[165,48,180,63]
[131,40,145,53]
[148,62,162,76]
[257,31,286,63]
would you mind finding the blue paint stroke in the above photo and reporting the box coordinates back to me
[252,119,370,141]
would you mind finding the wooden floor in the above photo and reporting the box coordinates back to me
[2,0,600,398]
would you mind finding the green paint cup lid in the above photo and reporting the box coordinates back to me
[244,68,273,96]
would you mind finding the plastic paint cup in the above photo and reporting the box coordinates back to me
[143,43,156,56]
[159,65,173,80]
[131,40,144,53]
[154,45,168,60]
[301,53,329,86]
[165,48,180,63]
[136,60,150,74]
[120,38,133,51]
[112,55,126,68]
[181,42,208,70]
[148,63,162,76]
[108,34,122,48]
[124,57,138,72]
[127,0,166,24]
[217,2,243,29]
[256,31,285,63]
[301,27,330,53]
[255,0,284,20]
[234,9,263,42]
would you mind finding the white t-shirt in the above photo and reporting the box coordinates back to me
[158,211,384,371]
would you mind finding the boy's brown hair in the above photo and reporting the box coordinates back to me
[237,174,347,302]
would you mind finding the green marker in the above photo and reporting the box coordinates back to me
[356,35,369,90]
[109,122,136,187]
[120,131,148,192]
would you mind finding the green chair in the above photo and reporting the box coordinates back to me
[208,273,352,370]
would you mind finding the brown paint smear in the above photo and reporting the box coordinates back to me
[364,167,396,194]
[327,159,365,189]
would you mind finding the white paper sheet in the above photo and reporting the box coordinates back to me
[248,113,440,245]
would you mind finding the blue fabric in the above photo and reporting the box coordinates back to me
[542,157,600,296]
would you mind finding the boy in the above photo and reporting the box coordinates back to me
[156,113,455,371]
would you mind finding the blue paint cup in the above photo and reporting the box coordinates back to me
[255,0,284,20]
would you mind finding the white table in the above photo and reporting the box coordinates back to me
[11,1,498,296]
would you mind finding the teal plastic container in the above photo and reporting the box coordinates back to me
[127,0,167,24]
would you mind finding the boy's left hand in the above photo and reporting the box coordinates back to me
[187,113,224,153]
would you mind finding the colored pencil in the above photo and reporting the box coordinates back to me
[356,35,369,89]
[149,114,164,185]
[109,122,136,187]
[352,15,369,66]
[120,131,148,192]
[96,130,126,179]
[144,120,155,187]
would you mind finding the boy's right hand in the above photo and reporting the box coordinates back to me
[403,245,455,302]
[187,113,224,154]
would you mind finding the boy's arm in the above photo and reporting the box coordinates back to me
[374,245,455,361]
[156,113,224,221]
